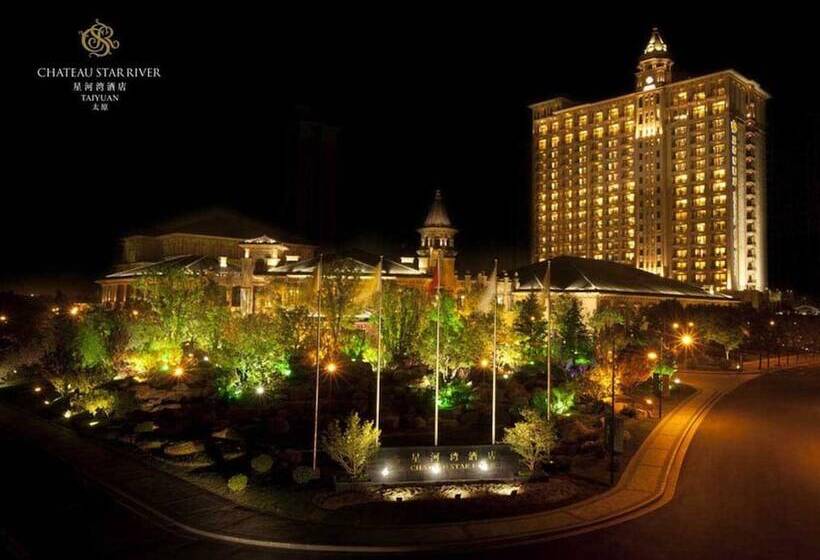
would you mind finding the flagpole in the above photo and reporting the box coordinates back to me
[546,259,552,422]
[434,254,441,447]
[491,258,498,445]
[375,256,383,430]
[312,254,323,471]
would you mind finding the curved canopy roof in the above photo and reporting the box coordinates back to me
[268,249,425,277]
[515,256,732,301]
[105,255,237,279]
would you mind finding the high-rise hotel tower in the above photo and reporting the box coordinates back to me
[530,29,767,292]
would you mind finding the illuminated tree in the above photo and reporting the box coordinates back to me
[272,304,313,362]
[321,412,381,480]
[514,292,548,364]
[380,284,424,366]
[218,314,288,390]
[321,258,363,358]
[136,269,210,348]
[503,409,556,473]
[418,295,485,380]
[75,308,131,373]
[40,312,81,398]
[692,307,744,360]
[553,296,592,363]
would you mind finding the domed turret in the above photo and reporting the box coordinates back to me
[417,190,457,287]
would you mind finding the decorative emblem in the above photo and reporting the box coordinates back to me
[79,20,120,58]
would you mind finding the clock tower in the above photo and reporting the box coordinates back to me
[636,27,673,91]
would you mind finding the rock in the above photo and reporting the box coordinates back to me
[134,421,158,433]
[439,418,458,430]
[138,440,164,451]
[164,441,205,457]
[267,416,290,435]
[382,414,400,430]
[562,419,599,444]
[459,411,480,427]
[211,427,243,441]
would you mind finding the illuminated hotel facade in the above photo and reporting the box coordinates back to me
[531,29,768,292]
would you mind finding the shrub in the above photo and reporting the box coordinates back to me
[502,409,556,473]
[551,386,575,416]
[437,378,473,410]
[251,454,274,474]
[321,412,381,480]
[531,386,575,417]
[292,465,319,485]
[227,474,248,493]
[75,388,116,417]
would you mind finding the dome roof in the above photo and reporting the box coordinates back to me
[641,27,670,60]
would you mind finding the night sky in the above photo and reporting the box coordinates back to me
[6,8,818,298]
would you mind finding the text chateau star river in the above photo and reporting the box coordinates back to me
[530,29,767,293]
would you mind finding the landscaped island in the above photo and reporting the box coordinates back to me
[0,269,815,521]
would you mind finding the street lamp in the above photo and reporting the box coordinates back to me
[647,351,662,418]
[679,332,695,370]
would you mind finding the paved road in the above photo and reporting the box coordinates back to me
[3,368,818,559]
[468,367,820,560]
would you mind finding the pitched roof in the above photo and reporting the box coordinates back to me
[104,255,238,279]
[515,256,732,301]
[422,190,454,228]
[132,208,313,245]
[268,249,425,277]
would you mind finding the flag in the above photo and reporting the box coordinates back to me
[314,255,323,295]
[355,256,383,305]
[476,261,497,314]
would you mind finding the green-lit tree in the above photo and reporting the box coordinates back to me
[136,269,209,348]
[218,314,288,391]
[380,284,424,366]
[321,258,363,358]
[40,312,81,399]
[418,294,485,380]
[272,304,313,363]
[514,292,548,365]
[692,307,744,360]
[75,308,131,374]
[553,296,592,363]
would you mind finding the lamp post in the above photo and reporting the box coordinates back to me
[679,332,695,370]
[647,351,661,419]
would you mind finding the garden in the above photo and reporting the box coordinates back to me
[1,264,814,524]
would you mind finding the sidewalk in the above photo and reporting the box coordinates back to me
[682,354,820,376]
[0,371,767,553]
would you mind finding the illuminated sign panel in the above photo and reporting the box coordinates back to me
[368,445,519,484]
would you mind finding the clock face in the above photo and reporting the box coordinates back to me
[645,76,654,85]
